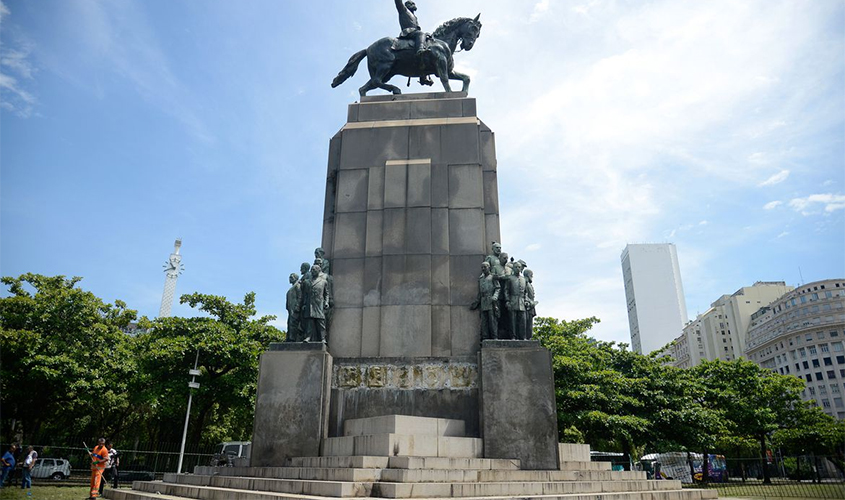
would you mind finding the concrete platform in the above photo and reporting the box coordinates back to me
[108,415,716,500]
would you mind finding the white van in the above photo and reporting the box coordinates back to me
[30,458,71,480]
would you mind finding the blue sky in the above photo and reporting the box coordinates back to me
[2,0,843,346]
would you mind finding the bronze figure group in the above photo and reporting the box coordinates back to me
[285,248,334,343]
[471,242,538,341]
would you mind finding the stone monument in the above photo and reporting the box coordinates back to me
[114,7,716,500]
[250,89,562,471]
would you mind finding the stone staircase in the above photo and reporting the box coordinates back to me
[104,415,716,500]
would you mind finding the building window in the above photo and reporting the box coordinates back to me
[806,334,813,341]
[806,374,813,382]
[831,330,839,337]
[833,342,843,352]
[837,356,845,364]
[803,361,810,369]
[821,344,830,352]
[809,387,816,395]
[810,346,818,355]
[813,359,820,368]
[822,399,831,408]
[828,371,836,379]
[825,358,833,366]
[816,372,824,381]
[832,384,841,394]
[835,397,844,408]
[800,348,807,357]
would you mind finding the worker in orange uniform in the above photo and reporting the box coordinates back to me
[88,438,109,499]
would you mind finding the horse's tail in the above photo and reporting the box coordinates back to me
[332,49,367,88]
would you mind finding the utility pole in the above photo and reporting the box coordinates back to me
[177,349,201,474]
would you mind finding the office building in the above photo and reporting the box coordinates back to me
[621,243,688,354]
[745,279,845,419]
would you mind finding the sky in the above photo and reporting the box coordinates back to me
[1,0,843,347]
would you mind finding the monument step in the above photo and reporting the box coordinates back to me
[159,473,373,497]
[172,465,381,482]
[559,460,612,471]
[387,456,520,470]
[131,481,371,499]
[373,479,681,498]
[108,485,717,500]
[379,469,645,483]
[291,456,391,469]
[322,434,483,458]
[343,415,466,438]
[558,443,591,462]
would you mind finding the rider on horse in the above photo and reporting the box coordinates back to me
[395,0,427,57]
[395,0,433,85]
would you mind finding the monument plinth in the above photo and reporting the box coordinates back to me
[322,91,499,359]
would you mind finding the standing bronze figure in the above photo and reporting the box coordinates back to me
[302,265,330,343]
[285,273,302,342]
[503,261,528,340]
[470,261,501,340]
[331,5,482,96]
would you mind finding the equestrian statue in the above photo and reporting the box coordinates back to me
[332,1,482,96]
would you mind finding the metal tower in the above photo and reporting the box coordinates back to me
[159,238,184,318]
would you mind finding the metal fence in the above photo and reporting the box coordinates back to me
[4,440,215,486]
[686,456,845,499]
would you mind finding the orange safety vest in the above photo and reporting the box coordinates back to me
[91,445,109,470]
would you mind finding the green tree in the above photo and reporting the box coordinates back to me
[0,274,137,443]
[132,292,284,446]
[773,406,844,456]
[693,359,807,484]
[535,316,725,471]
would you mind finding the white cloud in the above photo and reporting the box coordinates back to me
[777,231,789,238]
[759,169,790,186]
[763,200,783,210]
[530,0,550,23]
[475,0,844,342]
[788,194,845,215]
[0,4,37,118]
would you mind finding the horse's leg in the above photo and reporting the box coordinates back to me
[449,70,471,93]
[371,63,401,94]
[359,79,379,97]
[436,57,452,92]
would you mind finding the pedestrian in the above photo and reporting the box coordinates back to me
[21,445,37,489]
[88,438,109,499]
[0,444,17,488]
[99,440,119,495]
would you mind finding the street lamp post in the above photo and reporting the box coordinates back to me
[177,350,201,474]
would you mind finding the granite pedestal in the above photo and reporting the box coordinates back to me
[479,340,560,470]
[251,343,333,466]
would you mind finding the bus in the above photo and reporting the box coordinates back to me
[638,452,727,483]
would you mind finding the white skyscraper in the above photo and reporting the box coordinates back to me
[621,243,688,354]
[159,238,184,318]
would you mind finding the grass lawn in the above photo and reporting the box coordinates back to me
[713,482,845,499]
[0,485,116,500]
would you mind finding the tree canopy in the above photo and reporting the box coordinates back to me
[0,274,283,447]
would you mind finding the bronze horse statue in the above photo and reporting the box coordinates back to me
[332,15,482,96]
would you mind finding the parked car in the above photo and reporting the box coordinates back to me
[30,458,71,480]
[210,441,251,467]
[118,465,155,482]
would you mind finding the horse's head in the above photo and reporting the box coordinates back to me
[433,15,483,53]
[459,14,482,51]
